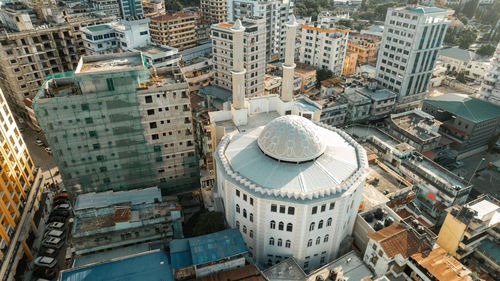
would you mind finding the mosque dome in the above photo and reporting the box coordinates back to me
[257,115,326,163]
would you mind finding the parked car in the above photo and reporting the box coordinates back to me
[54,203,71,211]
[44,147,52,154]
[43,229,65,239]
[33,268,57,280]
[53,197,69,205]
[34,256,57,268]
[51,209,70,218]
[46,222,64,231]
[35,140,44,146]
[41,237,64,249]
[38,247,58,258]
[47,215,66,223]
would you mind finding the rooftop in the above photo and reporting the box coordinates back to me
[134,44,178,56]
[440,47,477,62]
[356,86,397,101]
[152,12,194,22]
[390,109,442,141]
[169,228,247,268]
[194,265,266,281]
[199,85,232,102]
[424,93,500,123]
[368,223,431,258]
[478,239,500,263]
[85,24,113,32]
[75,52,145,75]
[75,187,162,211]
[60,250,174,281]
[410,247,472,281]
[73,244,150,267]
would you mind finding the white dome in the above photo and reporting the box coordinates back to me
[257,115,326,162]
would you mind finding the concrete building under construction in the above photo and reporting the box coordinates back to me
[33,52,199,195]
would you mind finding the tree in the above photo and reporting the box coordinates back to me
[456,70,467,83]
[183,210,225,238]
[456,13,468,25]
[337,19,353,28]
[458,27,478,49]
[444,27,458,45]
[317,68,335,82]
[477,44,496,56]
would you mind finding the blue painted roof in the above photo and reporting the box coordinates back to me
[199,86,232,102]
[61,251,173,281]
[479,239,500,263]
[407,7,445,13]
[295,98,321,112]
[169,229,247,268]
[169,239,192,269]
[74,187,161,211]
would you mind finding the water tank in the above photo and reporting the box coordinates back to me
[374,208,385,220]
[384,217,394,227]
[364,213,374,223]
[316,276,324,281]
[417,225,425,234]
[411,219,419,228]
[374,221,384,231]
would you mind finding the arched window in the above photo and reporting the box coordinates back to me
[309,222,315,231]
[324,234,329,243]
[327,218,332,227]
[250,213,253,222]
[243,225,247,233]
[250,230,253,238]
[236,204,240,213]
[277,239,283,247]
[318,220,324,229]
[269,237,275,245]
[285,240,291,248]
[243,209,247,218]
[278,221,284,230]
[236,220,240,229]
[270,220,276,229]
[307,239,312,247]
[316,236,321,245]
[286,223,293,232]
[267,259,272,266]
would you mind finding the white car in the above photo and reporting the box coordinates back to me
[34,256,57,268]
[35,140,44,146]
[43,229,65,239]
[41,237,64,249]
[44,147,52,154]
[46,222,64,230]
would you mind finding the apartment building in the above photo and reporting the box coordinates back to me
[227,0,294,62]
[82,18,151,55]
[142,0,164,18]
[0,88,45,281]
[478,42,500,106]
[299,23,350,76]
[343,51,358,76]
[89,0,121,18]
[376,5,453,110]
[118,0,144,19]
[211,18,266,97]
[347,33,381,64]
[200,0,227,25]
[150,12,197,51]
[0,10,111,124]
[33,53,198,194]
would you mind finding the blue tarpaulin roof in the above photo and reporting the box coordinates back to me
[61,251,173,281]
[169,228,247,268]
[478,239,500,263]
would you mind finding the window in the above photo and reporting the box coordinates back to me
[277,239,283,247]
[321,205,326,212]
[243,194,247,201]
[327,218,332,227]
[287,223,293,232]
[279,205,286,213]
[278,222,284,231]
[250,198,253,205]
[81,104,89,110]
[145,96,153,103]
[147,109,154,115]
[243,225,247,233]
[236,204,240,213]
[250,213,253,222]
[106,78,114,91]
[270,220,276,229]
[236,220,240,229]
[309,222,315,231]
[243,209,247,218]
[236,190,240,197]
[285,240,291,248]
[288,207,295,215]
[250,230,253,238]
[324,235,329,243]
[312,206,317,214]
[307,239,312,247]
[318,220,324,229]
[271,204,277,212]
[149,122,157,129]
[329,202,335,210]
[269,237,275,245]
[320,256,325,264]
[316,237,321,245]
[85,117,93,124]
[152,134,159,140]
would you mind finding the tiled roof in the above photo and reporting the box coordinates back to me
[411,247,472,281]
[368,224,430,258]
[424,93,500,123]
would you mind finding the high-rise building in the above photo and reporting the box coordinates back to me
[375,5,453,110]
[227,0,294,62]
[150,12,197,51]
[211,18,266,97]
[0,88,44,280]
[478,42,500,106]
[0,9,111,125]
[33,52,198,195]
[298,23,349,76]
[200,0,227,26]
[118,0,144,19]
[89,0,121,18]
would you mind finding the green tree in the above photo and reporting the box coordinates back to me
[337,19,353,28]
[183,211,225,238]
[456,70,467,83]
[317,68,335,82]
[456,13,468,25]
[477,44,496,56]
[444,27,457,45]
[458,27,478,49]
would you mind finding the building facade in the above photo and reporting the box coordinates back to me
[299,23,349,76]
[227,0,294,62]
[214,115,368,270]
[200,0,227,26]
[33,53,198,194]
[150,12,197,51]
[376,5,453,109]
[478,42,500,106]
[211,18,266,97]
[438,47,490,80]
[347,33,381,64]
[343,51,358,76]
[89,0,121,18]
[118,0,144,19]
[0,88,44,280]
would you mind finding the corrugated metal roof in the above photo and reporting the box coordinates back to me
[169,239,192,269]
[74,187,161,211]
[424,93,500,123]
[61,250,173,281]
[478,239,500,263]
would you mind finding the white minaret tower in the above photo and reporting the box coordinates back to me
[281,15,298,102]
[231,19,246,109]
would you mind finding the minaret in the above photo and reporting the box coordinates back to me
[281,15,298,102]
[231,19,246,109]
